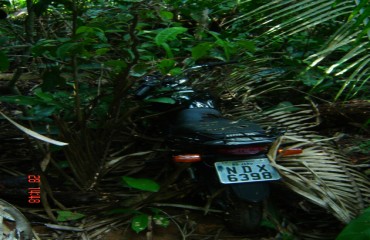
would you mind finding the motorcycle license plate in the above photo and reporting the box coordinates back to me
[214,158,280,184]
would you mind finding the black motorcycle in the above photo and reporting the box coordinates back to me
[135,62,301,233]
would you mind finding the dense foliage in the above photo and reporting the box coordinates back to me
[0,0,369,238]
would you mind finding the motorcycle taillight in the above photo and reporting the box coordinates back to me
[216,145,268,155]
[173,154,202,163]
[279,148,303,156]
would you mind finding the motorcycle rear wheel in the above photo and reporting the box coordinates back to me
[224,201,263,234]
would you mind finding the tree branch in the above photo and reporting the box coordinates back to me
[109,12,140,118]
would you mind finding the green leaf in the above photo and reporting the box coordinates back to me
[336,207,370,240]
[76,26,101,35]
[121,176,160,192]
[208,31,232,60]
[95,48,109,55]
[145,97,176,104]
[236,40,256,52]
[191,42,214,60]
[131,63,149,77]
[32,39,59,57]
[56,211,85,222]
[208,31,222,42]
[155,27,188,45]
[158,59,175,74]
[76,26,92,34]
[104,60,127,73]
[34,89,54,101]
[347,0,368,22]
[56,42,80,58]
[76,26,107,42]
[95,31,108,42]
[32,105,57,118]
[169,67,182,76]
[260,219,276,230]
[0,51,9,72]
[34,39,59,48]
[159,10,174,20]
[161,42,174,58]
[131,214,148,233]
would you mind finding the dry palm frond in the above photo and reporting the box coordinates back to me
[268,135,369,223]
[222,65,370,224]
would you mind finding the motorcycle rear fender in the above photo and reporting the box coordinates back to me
[230,182,270,202]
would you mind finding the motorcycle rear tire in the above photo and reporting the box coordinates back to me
[224,201,263,234]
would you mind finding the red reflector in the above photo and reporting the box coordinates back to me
[173,154,202,163]
[217,146,268,155]
[279,148,303,156]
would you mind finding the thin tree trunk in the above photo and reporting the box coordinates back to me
[25,0,35,43]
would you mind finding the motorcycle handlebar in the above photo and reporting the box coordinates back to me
[135,61,239,98]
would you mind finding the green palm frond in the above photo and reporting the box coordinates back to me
[230,0,354,37]
[307,19,370,100]
[231,0,369,100]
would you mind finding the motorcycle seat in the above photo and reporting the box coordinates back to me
[171,108,275,146]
